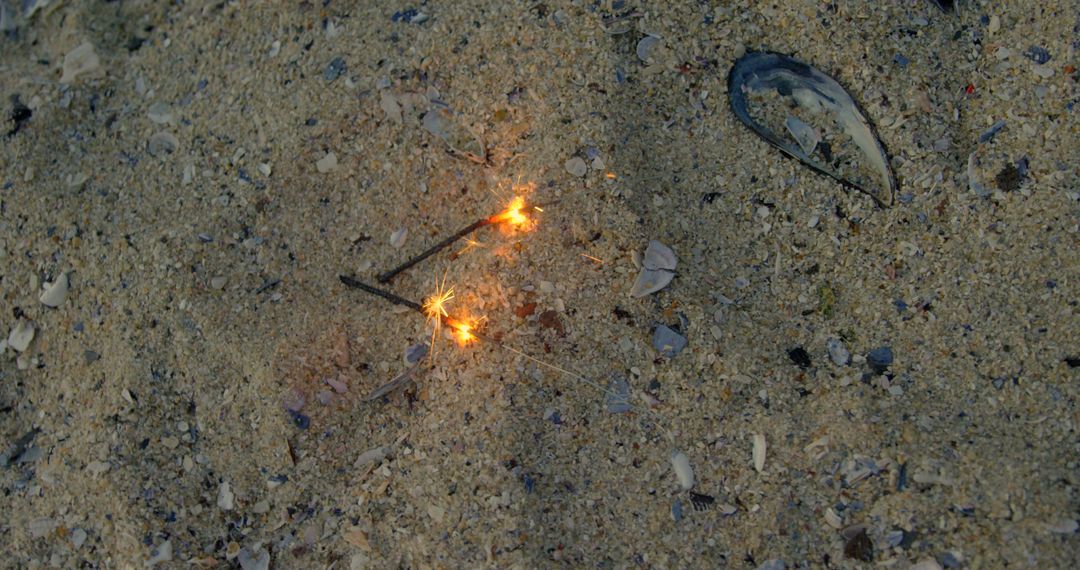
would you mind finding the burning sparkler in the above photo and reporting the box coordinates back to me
[340,275,654,415]
[377,194,543,283]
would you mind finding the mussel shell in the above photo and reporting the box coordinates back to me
[728,51,898,207]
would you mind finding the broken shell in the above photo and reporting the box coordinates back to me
[422,109,486,164]
[636,36,661,62]
[60,42,101,84]
[630,240,677,298]
[404,343,429,365]
[564,157,587,177]
[728,52,897,207]
[671,450,694,490]
[39,272,69,308]
[147,131,179,156]
[784,115,820,155]
[630,268,674,298]
[641,240,676,271]
[390,227,408,249]
[7,321,34,352]
[752,433,767,472]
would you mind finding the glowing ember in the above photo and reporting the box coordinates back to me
[446,315,485,345]
[490,196,529,228]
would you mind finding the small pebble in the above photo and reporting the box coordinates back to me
[564,157,587,177]
[827,338,850,366]
[1024,46,1051,64]
[7,321,34,352]
[757,560,785,570]
[71,528,87,550]
[605,374,631,413]
[324,57,346,82]
[671,499,683,522]
[316,151,338,173]
[404,343,429,365]
[787,346,811,368]
[938,552,962,568]
[390,227,408,249]
[217,481,234,510]
[289,410,310,429]
[671,450,694,490]
[978,120,1006,143]
[867,346,894,374]
[653,325,688,358]
[238,548,270,570]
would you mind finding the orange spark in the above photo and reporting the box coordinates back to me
[605,172,616,179]
[490,196,530,228]
[423,272,455,351]
[454,237,485,258]
[446,315,485,345]
[581,253,604,264]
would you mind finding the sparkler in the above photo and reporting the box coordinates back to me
[376,196,541,283]
[339,275,616,398]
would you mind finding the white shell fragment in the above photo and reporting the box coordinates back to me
[8,321,34,352]
[630,240,676,297]
[60,42,101,84]
[147,131,179,156]
[354,445,390,468]
[671,450,694,490]
[642,240,677,271]
[147,102,173,125]
[390,227,408,249]
[636,36,660,61]
[316,151,338,173]
[39,272,69,307]
[784,115,820,155]
[216,481,234,510]
[752,433,767,473]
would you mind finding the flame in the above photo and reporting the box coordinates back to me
[446,316,484,345]
[491,196,530,228]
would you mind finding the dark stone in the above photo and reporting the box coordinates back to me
[867,346,894,374]
[995,163,1022,192]
[8,95,31,136]
[844,529,874,562]
[323,57,346,82]
[1024,46,1051,64]
[787,346,811,368]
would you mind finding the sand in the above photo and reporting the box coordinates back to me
[1,1,1077,568]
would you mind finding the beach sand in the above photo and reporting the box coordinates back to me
[1,1,1077,567]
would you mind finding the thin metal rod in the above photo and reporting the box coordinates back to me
[339,275,423,312]
[377,217,494,283]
